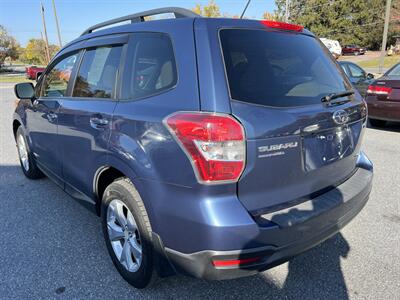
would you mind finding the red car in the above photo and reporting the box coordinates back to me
[342,45,366,56]
[365,63,400,126]
[25,66,45,80]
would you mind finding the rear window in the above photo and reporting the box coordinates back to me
[220,29,351,107]
[386,64,400,76]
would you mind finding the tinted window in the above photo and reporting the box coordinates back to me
[220,29,352,107]
[348,64,365,78]
[386,64,400,76]
[41,53,78,97]
[73,46,122,98]
[125,33,177,100]
[340,64,349,76]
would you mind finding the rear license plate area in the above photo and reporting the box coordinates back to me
[303,125,355,172]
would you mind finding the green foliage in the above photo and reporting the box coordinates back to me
[275,0,399,50]
[0,25,19,66]
[192,0,221,17]
[19,39,60,65]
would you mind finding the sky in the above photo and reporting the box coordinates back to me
[0,0,277,46]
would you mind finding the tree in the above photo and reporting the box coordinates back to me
[0,25,19,66]
[274,0,392,50]
[19,39,59,65]
[192,0,221,17]
[262,11,280,21]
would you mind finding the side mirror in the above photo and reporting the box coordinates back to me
[366,73,374,79]
[14,82,35,100]
[35,72,43,82]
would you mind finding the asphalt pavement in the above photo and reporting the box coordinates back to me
[0,82,399,299]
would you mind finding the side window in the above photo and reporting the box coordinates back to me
[127,33,177,100]
[340,64,349,76]
[73,46,122,98]
[41,53,78,97]
[348,64,365,78]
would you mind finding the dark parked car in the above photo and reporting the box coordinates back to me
[339,61,375,96]
[365,62,400,127]
[12,8,373,288]
[342,45,366,56]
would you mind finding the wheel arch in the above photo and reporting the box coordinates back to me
[13,119,22,138]
[93,154,142,214]
[93,166,126,215]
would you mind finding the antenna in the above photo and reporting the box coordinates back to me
[240,0,251,19]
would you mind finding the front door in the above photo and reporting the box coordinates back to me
[26,53,79,184]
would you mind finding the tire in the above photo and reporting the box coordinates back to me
[16,126,45,179]
[101,178,156,288]
[354,51,359,56]
[369,118,386,127]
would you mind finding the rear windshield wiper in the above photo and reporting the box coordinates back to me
[321,90,355,104]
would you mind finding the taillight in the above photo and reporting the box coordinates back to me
[260,20,303,32]
[164,112,245,184]
[367,85,392,95]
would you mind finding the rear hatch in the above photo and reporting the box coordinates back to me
[219,25,366,215]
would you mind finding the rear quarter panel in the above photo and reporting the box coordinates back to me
[108,19,202,232]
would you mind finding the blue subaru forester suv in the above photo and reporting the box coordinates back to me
[13,7,373,288]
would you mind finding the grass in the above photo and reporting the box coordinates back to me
[0,75,33,84]
[358,55,400,69]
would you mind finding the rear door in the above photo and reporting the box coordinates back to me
[197,20,367,215]
[57,35,126,200]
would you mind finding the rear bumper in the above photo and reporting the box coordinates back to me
[366,97,400,122]
[164,152,373,280]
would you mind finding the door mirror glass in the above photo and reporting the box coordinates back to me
[366,73,374,79]
[14,82,35,99]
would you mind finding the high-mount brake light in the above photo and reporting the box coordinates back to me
[367,85,392,95]
[260,20,304,32]
[164,112,246,184]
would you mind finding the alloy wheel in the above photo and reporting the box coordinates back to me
[17,133,29,171]
[107,199,142,272]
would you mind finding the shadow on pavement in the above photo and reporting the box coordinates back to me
[0,164,351,299]
[367,121,400,133]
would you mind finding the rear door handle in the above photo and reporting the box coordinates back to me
[90,116,109,128]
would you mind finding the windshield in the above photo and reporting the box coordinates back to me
[220,29,352,107]
[386,64,400,76]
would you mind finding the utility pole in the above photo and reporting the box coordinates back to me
[52,0,62,47]
[285,0,290,22]
[379,0,392,74]
[40,2,51,64]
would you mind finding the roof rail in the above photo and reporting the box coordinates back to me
[81,7,200,36]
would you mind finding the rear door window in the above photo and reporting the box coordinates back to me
[219,29,352,107]
[73,46,122,98]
